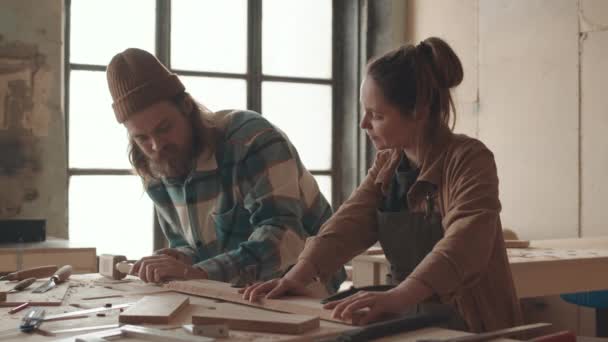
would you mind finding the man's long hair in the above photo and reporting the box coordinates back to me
[128,92,218,182]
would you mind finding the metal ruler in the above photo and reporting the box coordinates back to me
[44,303,133,322]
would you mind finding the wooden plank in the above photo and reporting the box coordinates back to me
[192,309,319,334]
[119,294,190,324]
[511,257,608,298]
[351,237,608,298]
[0,237,97,274]
[165,279,359,324]
[0,279,70,307]
[74,278,172,300]
[22,250,97,274]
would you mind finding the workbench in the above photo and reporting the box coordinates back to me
[0,238,97,274]
[351,237,608,298]
[0,274,518,341]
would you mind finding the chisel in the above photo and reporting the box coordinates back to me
[7,277,37,293]
[0,265,58,281]
[31,265,72,293]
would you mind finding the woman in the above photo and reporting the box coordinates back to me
[242,37,522,332]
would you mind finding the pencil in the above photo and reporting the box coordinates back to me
[9,302,30,314]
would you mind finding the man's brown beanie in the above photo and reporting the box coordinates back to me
[106,48,185,123]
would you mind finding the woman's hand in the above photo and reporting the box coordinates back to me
[240,260,320,302]
[130,255,207,283]
[240,277,312,302]
[323,288,412,325]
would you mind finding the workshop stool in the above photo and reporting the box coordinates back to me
[561,290,608,337]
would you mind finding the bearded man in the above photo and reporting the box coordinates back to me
[106,48,345,293]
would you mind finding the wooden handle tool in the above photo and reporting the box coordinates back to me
[53,265,73,283]
[116,261,133,275]
[8,277,37,293]
[32,265,73,293]
[0,265,58,281]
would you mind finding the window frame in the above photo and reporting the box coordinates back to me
[64,0,364,249]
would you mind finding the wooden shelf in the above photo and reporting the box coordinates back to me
[0,237,96,274]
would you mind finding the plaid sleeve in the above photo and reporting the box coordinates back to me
[155,209,199,263]
[194,122,311,282]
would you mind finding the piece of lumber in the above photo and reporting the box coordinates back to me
[192,309,319,334]
[119,294,189,324]
[165,279,359,324]
[0,280,70,307]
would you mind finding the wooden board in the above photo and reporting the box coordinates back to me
[165,279,360,325]
[192,308,319,334]
[0,279,70,306]
[351,237,608,299]
[119,294,190,324]
[75,278,172,300]
[0,237,97,274]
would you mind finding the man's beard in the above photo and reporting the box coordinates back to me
[149,144,195,179]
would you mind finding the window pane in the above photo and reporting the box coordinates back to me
[314,175,332,206]
[180,76,247,112]
[262,82,331,170]
[70,0,155,65]
[69,70,131,169]
[263,0,332,78]
[69,175,154,259]
[172,0,247,73]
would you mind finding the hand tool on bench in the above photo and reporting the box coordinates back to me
[32,265,72,293]
[317,311,451,342]
[43,302,133,322]
[20,307,46,333]
[0,265,58,281]
[99,255,137,280]
[7,277,37,293]
[416,322,552,342]
[115,260,134,275]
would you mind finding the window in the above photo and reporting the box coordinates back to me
[65,0,355,258]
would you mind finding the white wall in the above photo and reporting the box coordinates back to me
[406,0,608,241]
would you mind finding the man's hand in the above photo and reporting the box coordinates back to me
[130,255,207,283]
[153,248,193,264]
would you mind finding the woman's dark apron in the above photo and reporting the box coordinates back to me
[376,155,466,329]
